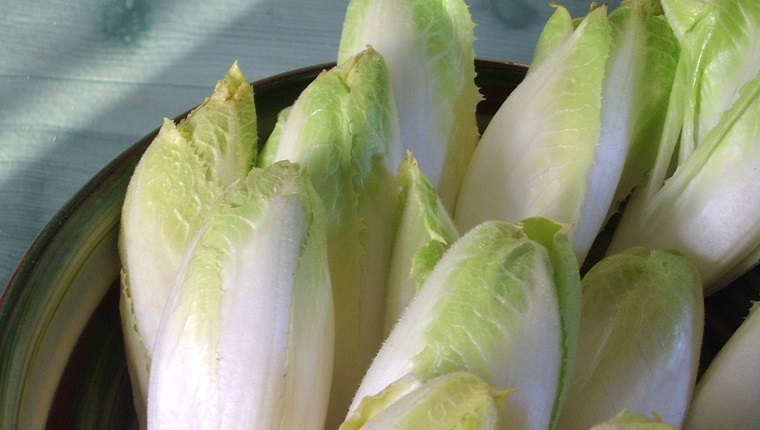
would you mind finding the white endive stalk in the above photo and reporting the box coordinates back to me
[258,47,401,428]
[557,248,703,430]
[608,1,760,292]
[349,218,582,430]
[631,0,760,212]
[455,5,614,264]
[340,372,508,430]
[458,2,677,264]
[118,62,256,428]
[384,151,459,335]
[616,2,760,281]
[608,71,760,292]
[337,0,481,213]
[147,161,334,430]
[683,301,760,430]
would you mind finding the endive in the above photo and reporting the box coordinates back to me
[662,0,760,163]
[608,0,680,215]
[625,0,760,207]
[340,372,509,430]
[659,0,712,40]
[384,151,459,335]
[258,47,401,428]
[607,70,760,292]
[147,161,334,430]
[456,5,618,263]
[458,1,682,264]
[608,0,760,291]
[337,0,481,212]
[118,62,256,427]
[349,218,582,430]
[556,248,703,429]
[683,300,760,430]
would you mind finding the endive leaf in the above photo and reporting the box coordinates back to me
[455,6,612,263]
[337,0,481,212]
[384,151,459,335]
[610,1,680,214]
[341,372,508,430]
[557,248,703,429]
[350,218,581,430]
[118,61,256,427]
[147,161,334,430]
[258,47,401,428]
[672,0,760,162]
[683,301,760,430]
[608,71,760,291]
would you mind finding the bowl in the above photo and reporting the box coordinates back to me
[1,59,757,429]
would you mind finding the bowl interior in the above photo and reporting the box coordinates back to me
[1,59,758,429]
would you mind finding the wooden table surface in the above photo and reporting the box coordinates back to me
[0,0,620,292]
